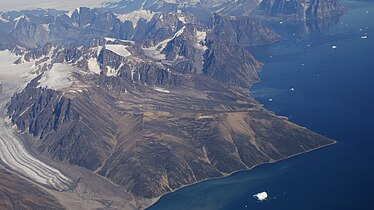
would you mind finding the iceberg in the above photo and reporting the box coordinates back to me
[253,191,268,201]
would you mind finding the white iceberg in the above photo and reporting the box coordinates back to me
[332,45,337,49]
[268,98,273,102]
[361,35,368,39]
[253,191,268,201]
[290,87,295,91]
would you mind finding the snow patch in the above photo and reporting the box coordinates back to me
[106,66,119,77]
[154,87,170,93]
[0,14,9,23]
[177,14,186,24]
[104,37,135,44]
[87,58,101,74]
[143,26,186,60]
[198,115,214,119]
[65,8,79,18]
[115,10,154,28]
[106,44,132,57]
[38,64,74,90]
[97,46,103,57]
[195,30,208,51]
[0,50,35,91]
[14,15,30,28]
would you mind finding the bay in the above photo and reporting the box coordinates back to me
[149,1,374,209]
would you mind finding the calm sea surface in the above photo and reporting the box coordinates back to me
[149,1,374,209]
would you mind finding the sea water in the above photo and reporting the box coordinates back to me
[149,1,374,209]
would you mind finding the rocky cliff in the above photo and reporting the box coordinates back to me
[256,0,345,21]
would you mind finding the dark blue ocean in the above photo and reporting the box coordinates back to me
[149,1,374,209]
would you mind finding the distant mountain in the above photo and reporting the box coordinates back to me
[101,0,345,21]
[255,0,345,21]
[102,0,261,19]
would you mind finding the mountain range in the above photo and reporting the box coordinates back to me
[0,0,344,209]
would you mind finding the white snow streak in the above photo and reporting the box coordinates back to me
[153,87,170,93]
[143,26,186,60]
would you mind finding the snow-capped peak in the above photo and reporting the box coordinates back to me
[115,10,154,28]
[14,15,30,28]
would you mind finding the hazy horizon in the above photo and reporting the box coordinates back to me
[0,0,110,11]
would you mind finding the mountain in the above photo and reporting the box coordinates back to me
[8,43,333,199]
[255,0,345,21]
[102,0,345,20]
[103,0,261,19]
[0,4,338,210]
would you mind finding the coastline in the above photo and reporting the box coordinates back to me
[146,139,336,209]
[145,42,338,209]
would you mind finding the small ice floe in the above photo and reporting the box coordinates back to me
[366,10,369,14]
[290,87,295,91]
[279,21,283,24]
[301,63,305,66]
[331,45,337,49]
[361,35,368,39]
[268,98,273,102]
[253,191,268,201]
